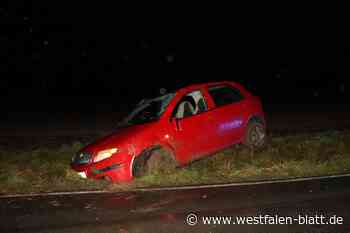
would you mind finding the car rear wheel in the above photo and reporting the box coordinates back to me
[243,120,266,150]
[133,148,176,177]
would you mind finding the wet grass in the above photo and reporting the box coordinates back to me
[0,142,109,194]
[1,130,350,194]
[117,130,350,189]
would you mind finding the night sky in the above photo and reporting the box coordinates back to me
[2,2,350,116]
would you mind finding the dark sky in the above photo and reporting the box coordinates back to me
[1,2,350,113]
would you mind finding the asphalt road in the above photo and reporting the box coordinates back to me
[1,175,350,233]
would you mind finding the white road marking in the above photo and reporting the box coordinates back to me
[1,173,350,199]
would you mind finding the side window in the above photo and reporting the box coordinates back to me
[172,90,208,119]
[208,85,244,107]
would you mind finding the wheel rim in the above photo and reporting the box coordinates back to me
[249,124,265,147]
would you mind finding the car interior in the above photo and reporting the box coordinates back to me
[174,91,207,119]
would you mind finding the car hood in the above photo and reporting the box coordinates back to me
[82,122,155,153]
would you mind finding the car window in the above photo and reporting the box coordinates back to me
[172,90,208,119]
[121,93,175,126]
[208,85,244,107]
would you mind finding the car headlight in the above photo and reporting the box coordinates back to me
[93,148,119,163]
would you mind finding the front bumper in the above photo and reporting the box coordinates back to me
[71,155,133,182]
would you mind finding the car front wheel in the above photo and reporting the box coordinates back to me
[132,148,176,177]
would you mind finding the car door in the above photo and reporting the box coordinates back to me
[168,89,216,163]
[206,84,246,149]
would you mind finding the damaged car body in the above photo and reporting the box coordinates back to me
[71,81,266,182]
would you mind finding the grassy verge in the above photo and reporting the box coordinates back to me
[1,131,350,194]
[0,143,109,194]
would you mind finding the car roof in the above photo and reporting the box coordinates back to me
[176,81,242,93]
[144,81,245,100]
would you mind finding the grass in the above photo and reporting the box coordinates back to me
[0,142,109,194]
[1,130,350,194]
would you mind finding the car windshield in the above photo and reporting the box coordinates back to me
[121,93,175,126]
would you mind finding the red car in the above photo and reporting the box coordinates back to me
[71,81,266,182]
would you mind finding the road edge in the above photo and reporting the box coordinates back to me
[1,173,350,198]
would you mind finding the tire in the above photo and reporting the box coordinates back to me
[243,120,267,151]
[132,148,176,177]
[132,154,148,178]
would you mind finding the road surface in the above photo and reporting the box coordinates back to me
[1,175,350,233]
